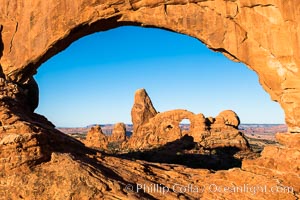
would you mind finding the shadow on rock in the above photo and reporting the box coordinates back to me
[116,135,243,171]
[0,25,3,58]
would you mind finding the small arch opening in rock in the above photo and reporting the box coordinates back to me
[179,119,191,135]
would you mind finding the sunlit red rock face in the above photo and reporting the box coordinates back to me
[0,0,299,199]
[127,89,249,150]
[85,122,127,150]
[84,125,108,148]
[0,0,300,132]
[111,122,127,142]
[85,89,249,151]
[131,89,158,134]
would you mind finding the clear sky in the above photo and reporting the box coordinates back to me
[34,26,285,127]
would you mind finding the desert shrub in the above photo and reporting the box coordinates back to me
[210,149,217,155]
[107,141,122,153]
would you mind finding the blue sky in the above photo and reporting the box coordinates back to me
[35,26,284,127]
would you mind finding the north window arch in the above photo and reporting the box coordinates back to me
[1,1,298,131]
[0,2,299,198]
[34,26,284,128]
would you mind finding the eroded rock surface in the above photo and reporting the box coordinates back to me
[131,88,157,134]
[85,123,127,150]
[242,133,300,194]
[212,110,240,129]
[84,125,108,149]
[1,0,300,131]
[111,122,127,142]
[85,90,249,151]
[127,90,249,150]
[0,0,299,199]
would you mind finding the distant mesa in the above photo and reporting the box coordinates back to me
[84,88,250,152]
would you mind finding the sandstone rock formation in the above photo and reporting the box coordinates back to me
[127,89,249,150]
[211,110,240,129]
[200,110,248,149]
[131,88,157,134]
[242,133,300,195]
[0,0,299,199]
[84,125,108,149]
[127,107,249,150]
[86,90,248,152]
[84,123,127,150]
[1,0,300,132]
[111,122,127,142]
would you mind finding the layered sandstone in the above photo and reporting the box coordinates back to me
[0,0,300,131]
[242,133,300,193]
[131,88,157,134]
[85,90,249,152]
[85,123,127,150]
[0,0,299,199]
[111,122,127,142]
[84,125,108,149]
[127,109,249,150]
[127,90,249,150]
[211,110,240,129]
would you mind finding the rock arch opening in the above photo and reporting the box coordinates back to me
[35,26,284,129]
[34,26,282,171]
[0,1,299,198]
[1,0,300,132]
[179,119,191,134]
